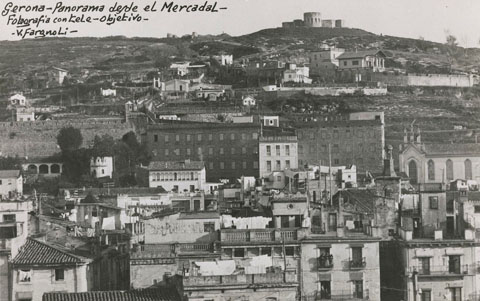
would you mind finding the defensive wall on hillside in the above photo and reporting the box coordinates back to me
[371,73,476,87]
[0,119,135,158]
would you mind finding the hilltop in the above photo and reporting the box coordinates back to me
[1,26,479,78]
[227,27,480,74]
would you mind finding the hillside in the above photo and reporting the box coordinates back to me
[228,27,480,73]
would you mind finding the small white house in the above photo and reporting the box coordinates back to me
[0,170,23,199]
[242,96,256,106]
[9,94,26,106]
[148,160,206,192]
[262,85,278,92]
[156,114,179,121]
[338,165,357,188]
[15,108,35,122]
[101,88,117,97]
[90,157,114,178]
[220,54,233,66]
[262,116,279,127]
[169,62,190,76]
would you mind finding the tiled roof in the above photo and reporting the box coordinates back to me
[11,238,86,266]
[337,50,386,60]
[424,143,480,156]
[333,189,378,214]
[0,170,20,178]
[42,289,180,301]
[148,161,204,171]
[178,211,220,220]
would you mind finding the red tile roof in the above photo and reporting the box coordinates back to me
[42,289,180,301]
[11,238,87,266]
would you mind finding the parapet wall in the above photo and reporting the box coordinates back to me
[0,119,135,158]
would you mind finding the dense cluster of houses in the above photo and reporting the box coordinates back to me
[3,11,480,301]
[3,105,480,301]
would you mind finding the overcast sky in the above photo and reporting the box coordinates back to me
[1,0,479,46]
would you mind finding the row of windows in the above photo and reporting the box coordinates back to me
[298,143,379,154]
[426,159,473,181]
[298,128,378,139]
[225,246,297,258]
[299,157,377,167]
[150,172,199,182]
[153,132,259,143]
[161,147,259,157]
[207,161,259,170]
[19,268,64,283]
[266,160,291,171]
[265,144,291,156]
[420,288,460,301]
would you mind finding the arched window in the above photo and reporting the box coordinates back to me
[27,164,38,174]
[446,159,454,181]
[174,172,177,181]
[39,164,49,174]
[465,159,472,180]
[408,160,418,184]
[50,164,60,174]
[427,160,435,181]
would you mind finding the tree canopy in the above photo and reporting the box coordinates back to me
[57,127,83,152]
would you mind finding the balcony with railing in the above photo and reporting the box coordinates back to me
[318,254,334,270]
[303,289,369,301]
[408,264,473,277]
[220,228,300,244]
[401,207,421,217]
[349,257,366,269]
[182,271,298,288]
[174,243,215,253]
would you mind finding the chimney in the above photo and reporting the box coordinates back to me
[383,145,397,177]
[403,128,408,143]
[416,128,421,144]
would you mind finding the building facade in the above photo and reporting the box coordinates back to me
[90,156,113,178]
[259,134,298,178]
[0,199,32,301]
[145,121,261,182]
[337,50,386,72]
[148,160,206,192]
[295,118,385,172]
[309,47,345,77]
[11,238,90,301]
[391,185,478,301]
[0,170,23,199]
[399,129,480,185]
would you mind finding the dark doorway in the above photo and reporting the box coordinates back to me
[328,213,337,232]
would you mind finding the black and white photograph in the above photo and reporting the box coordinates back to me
[0,0,480,300]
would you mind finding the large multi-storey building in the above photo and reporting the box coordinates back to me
[294,117,385,172]
[259,133,298,178]
[145,121,262,182]
[0,198,32,301]
[386,183,479,301]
